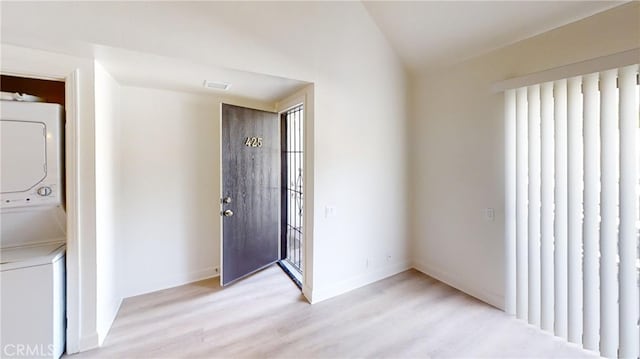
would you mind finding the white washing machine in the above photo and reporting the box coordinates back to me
[1,100,66,358]
[0,242,66,359]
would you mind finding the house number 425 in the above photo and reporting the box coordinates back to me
[245,137,263,147]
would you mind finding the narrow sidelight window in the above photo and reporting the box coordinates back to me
[280,104,304,284]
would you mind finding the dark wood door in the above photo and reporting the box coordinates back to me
[221,104,280,286]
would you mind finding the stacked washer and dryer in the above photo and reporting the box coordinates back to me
[1,98,66,359]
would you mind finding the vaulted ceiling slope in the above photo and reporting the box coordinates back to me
[0,2,383,98]
[363,1,627,71]
[0,1,629,78]
[0,1,389,82]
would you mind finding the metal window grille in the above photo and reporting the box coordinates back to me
[282,104,304,277]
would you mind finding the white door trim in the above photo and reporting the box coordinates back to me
[276,84,315,303]
[63,69,82,354]
[1,65,83,354]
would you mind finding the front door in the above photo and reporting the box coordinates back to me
[221,104,280,286]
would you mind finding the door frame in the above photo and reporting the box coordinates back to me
[1,57,83,351]
[277,101,304,286]
[275,86,313,301]
[218,84,314,302]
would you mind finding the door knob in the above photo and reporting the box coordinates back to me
[223,209,234,217]
[223,197,232,204]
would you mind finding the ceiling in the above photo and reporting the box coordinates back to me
[363,1,626,70]
[0,1,628,96]
[94,46,308,103]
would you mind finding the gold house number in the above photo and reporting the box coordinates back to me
[245,137,263,148]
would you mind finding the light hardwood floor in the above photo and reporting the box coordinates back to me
[73,266,597,358]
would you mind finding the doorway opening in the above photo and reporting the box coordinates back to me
[279,104,304,287]
[1,74,68,358]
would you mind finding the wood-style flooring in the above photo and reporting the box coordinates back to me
[72,266,597,358]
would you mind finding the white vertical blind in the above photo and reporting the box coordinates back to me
[505,64,640,358]
[540,81,555,332]
[528,84,542,327]
[582,73,600,352]
[567,76,584,345]
[505,89,517,316]
[599,69,619,358]
[553,79,568,339]
[516,87,529,322]
[618,64,639,359]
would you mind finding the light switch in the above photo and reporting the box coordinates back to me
[325,206,336,218]
[485,208,495,222]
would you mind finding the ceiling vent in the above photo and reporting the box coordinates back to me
[203,80,231,91]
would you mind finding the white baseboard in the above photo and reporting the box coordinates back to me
[78,332,99,352]
[123,267,219,299]
[412,260,504,310]
[302,284,313,303]
[97,296,123,346]
[310,259,412,304]
[83,269,218,353]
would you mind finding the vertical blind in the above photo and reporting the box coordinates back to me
[505,64,640,358]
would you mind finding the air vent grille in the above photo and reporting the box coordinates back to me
[203,80,231,90]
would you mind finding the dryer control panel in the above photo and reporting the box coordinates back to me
[1,101,63,209]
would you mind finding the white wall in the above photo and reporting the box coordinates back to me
[115,86,228,298]
[112,85,277,299]
[409,2,640,308]
[310,57,409,302]
[94,62,122,343]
